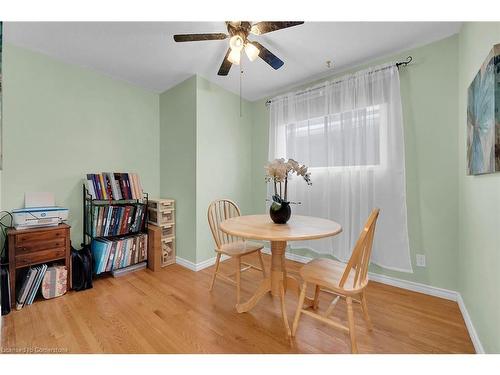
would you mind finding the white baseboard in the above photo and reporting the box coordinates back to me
[366,272,458,301]
[176,254,230,272]
[177,249,484,353]
[175,256,198,271]
[456,294,485,354]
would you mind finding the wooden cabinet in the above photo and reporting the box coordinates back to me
[7,224,71,307]
[147,199,175,271]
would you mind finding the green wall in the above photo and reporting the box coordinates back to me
[195,76,253,262]
[457,22,500,353]
[1,44,160,246]
[159,76,197,263]
[250,35,460,291]
[159,75,253,263]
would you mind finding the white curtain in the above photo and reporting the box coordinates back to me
[269,64,412,273]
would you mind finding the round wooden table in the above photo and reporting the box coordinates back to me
[220,214,342,335]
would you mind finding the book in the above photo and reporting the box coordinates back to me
[136,174,144,198]
[104,206,113,236]
[123,174,132,200]
[127,206,136,232]
[26,264,48,305]
[105,242,117,272]
[137,205,146,232]
[92,206,99,237]
[116,239,125,269]
[142,235,148,262]
[113,173,123,200]
[136,236,142,262]
[130,236,137,263]
[133,205,143,232]
[97,174,105,200]
[130,173,139,200]
[102,173,113,200]
[91,173,99,199]
[117,207,125,235]
[91,239,108,274]
[16,268,36,310]
[85,175,97,199]
[23,266,40,306]
[130,238,136,265]
[119,206,131,235]
[97,205,105,236]
[116,173,126,199]
[98,174,107,200]
[105,172,119,200]
[108,207,116,236]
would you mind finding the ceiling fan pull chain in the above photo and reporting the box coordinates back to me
[240,60,243,117]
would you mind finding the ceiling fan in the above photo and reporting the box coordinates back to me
[173,21,304,76]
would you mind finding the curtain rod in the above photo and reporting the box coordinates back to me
[265,56,413,107]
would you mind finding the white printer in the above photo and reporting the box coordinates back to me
[12,192,69,230]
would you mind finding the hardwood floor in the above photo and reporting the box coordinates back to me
[1,253,475,354]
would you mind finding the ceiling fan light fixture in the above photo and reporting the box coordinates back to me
[244,43,260,61]
[250,24,260,35]
[229,35,244,51]
[227,49,241,65]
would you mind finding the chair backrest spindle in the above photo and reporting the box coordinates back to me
[339,209,380,290]
[207,199,242,249]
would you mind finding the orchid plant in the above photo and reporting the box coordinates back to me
[265,158,312,209]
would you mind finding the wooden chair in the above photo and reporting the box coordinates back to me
[291,209,380,353]
[207,199,267,305]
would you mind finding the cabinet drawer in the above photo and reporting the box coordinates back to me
[148,200,174,211]
[16,229,66,246]
[148,210,174,226]
[16,238,66,254]
[15,248,66,268]
[161,238,175,266]
[161,224,175,238]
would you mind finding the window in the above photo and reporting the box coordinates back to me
[285,105,382,169]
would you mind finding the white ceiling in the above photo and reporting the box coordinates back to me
[4,22,461,101]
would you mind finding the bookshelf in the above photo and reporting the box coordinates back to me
[82,184,149,276]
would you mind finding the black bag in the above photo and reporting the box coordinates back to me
[71,245,93,291]
[1,265,11,315]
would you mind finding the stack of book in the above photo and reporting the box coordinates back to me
[88,204,146,237]
[91,234,148,274]
[16,264,48,310]
[85,172,144,200]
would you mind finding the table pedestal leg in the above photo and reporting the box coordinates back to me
[236,240,311,337]
[236,278,271,313]
[270,240,287,297]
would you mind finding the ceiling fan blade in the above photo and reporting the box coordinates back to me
[173,33,228,42]
[250,21,304,35]
[217,49,232,76]
[251,41,284,70]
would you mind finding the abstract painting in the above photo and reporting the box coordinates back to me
[467,43,500,175]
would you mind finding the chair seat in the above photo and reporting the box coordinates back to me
[217,241,264,257]
[299,258,366,294]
